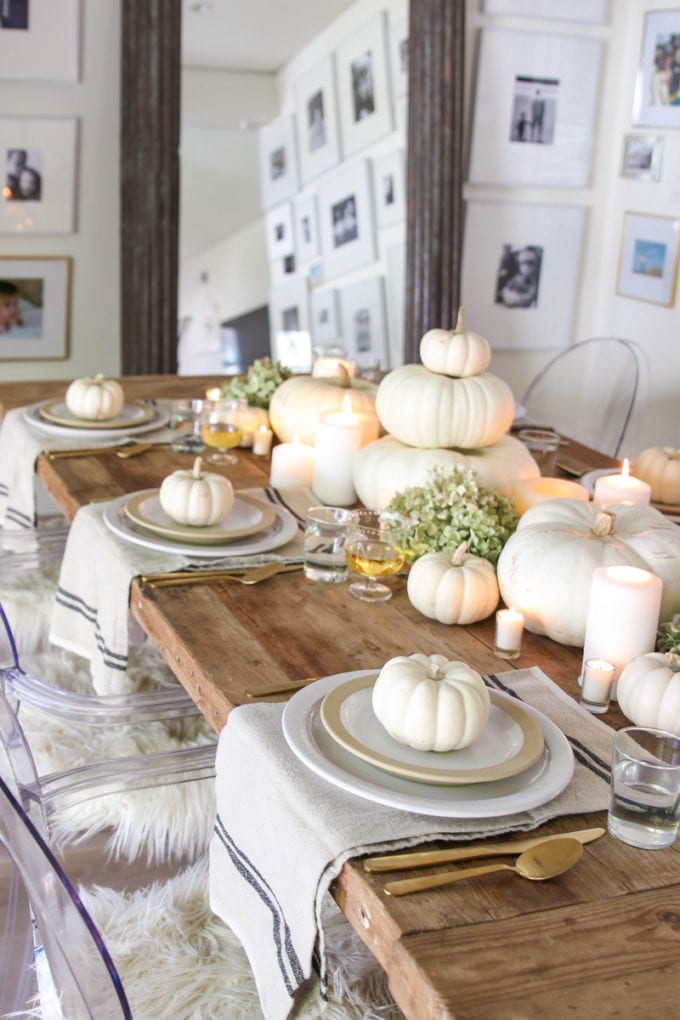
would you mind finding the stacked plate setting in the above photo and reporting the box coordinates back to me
[25,399,170,440]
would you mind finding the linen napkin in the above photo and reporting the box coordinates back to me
[48,486,312,695]
[208,667,613,1020]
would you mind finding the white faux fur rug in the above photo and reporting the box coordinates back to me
[0,566,59,660]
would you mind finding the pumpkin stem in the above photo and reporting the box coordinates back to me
[664,652,680,672]
[427,662,444,682]
[664,448,680,460]
[455,306,464,332]
[192,457,203,478]
[592,510,616,537]
[452,541,470,566]
[94,373,104,383]
[337,364,351,388]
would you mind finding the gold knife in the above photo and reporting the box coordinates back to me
[141,562,303,588]
[43,442,151,460]
[363,826,605,874]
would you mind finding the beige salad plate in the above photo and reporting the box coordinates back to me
[124,490,276,545]
[38,400,156,429]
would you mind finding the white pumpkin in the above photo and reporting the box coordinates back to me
[617,652,680,734]
[372,653,490,752]
[159,457,234,527]
[375,364,515,450]
[419,308,491,378]
[352,434,539,509]
[268,374,378,446]
[497,499,680,647]
[407,543,500,625]
[65,374,125,421]
[634,447,680,505]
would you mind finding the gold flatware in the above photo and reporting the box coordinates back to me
[43,442,152,460]
[363,826,604,873]
[245,676,319,698]
[383,837,584,896]
[141,561,302,589]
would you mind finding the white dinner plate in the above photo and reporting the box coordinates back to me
[38,400,156,430]
[25,401,169,440]
[283,671,574,818]
[103,490,298,558]
[581,468,680,522]
[124,490,276,544]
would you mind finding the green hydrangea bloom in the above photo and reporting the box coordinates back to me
[220,357,291,409]
[657,613,680,655]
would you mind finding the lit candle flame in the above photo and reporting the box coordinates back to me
[621,458,630,478]
[342,394,354,416]
[205,387,221,401]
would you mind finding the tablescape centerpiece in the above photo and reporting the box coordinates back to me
[268,368,379,446]
[158,457,234,527]
[616,652,680,734]
[64,374,125,421]
[633,446,680,506]
[406,541,500,625]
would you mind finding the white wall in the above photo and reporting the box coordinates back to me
[0,0,121,383]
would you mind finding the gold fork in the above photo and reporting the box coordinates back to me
[43,442,152,460]
[140,562,302,588]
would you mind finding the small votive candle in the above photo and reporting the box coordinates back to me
[593,458,651,507]
[580,658,615,714]
[494,606,525,660]
[253,425,273,457]
[205,387,222,401]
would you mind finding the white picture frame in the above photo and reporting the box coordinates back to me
[258,115,300,210]
[335,12,393,158]
[620,133,664,182]
[293,193,320,265]
[294,55,342,184]
[339,275,389,371]
[389,15,409,101]
[0,0,79,81]
[460,200,586,351]
[1,117,77,234]
[617,212,680,307]
[468,28,603,187]
[482,0,608,23]
[633,9,680,129]
[310,288,340,348]
[269,278,313,373]
[373,149,405,229]
[265,203,295,262]
[0,256,71,360]
[318,159,377,279]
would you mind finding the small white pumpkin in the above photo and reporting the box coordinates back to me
[407,543,500,625]
[372,653,490,752]
[617,652,680,735]
[65,373,125,421]
[634,447,680,505]
[419,308,492,378]
[159,457,234,527]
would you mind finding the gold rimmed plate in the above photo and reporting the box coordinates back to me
[38,400,156,429]
[123,490,276,545]
[320,674,544,786]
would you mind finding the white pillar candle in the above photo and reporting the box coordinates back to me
[253,425,273,457]
[494,607,525,660]
[269,435,314,488]
[312,400,363,506]
[581,565,662,697]
[580,658,615,714]
[594,458,651,507]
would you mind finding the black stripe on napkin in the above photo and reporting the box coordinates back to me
[264,487,306,529]
[55,587,128,673]
[213,813,305,997]
[4,505,34,529]
[0,482,9,496]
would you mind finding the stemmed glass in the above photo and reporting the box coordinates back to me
[199,400,243,466]
[344,510,407,602]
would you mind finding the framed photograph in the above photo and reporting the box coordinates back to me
[460,201,586,351]
[318,159,377,279]
[633,9,680,129]
[620,133,664,181]
[468,28,602,187]
[339,275,389,371]
[265,203,295,262]
[482,0,608,22]
[1,117,77,234]
[310,288,340,347]
[258,115,299,210]
[0,0,79,81]
[386,241,406,369]
[269,278,313,373]
[335,12,393,158]
[0,256,71,360]
[373,149,405,229]
[617,212,680,307]
[294,55,342,184]
[293,194,320,264]
[389,15,409,100]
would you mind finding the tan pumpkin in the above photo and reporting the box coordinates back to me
[375,364,515,450]
[634,447,680,505]
[159,457,234,527]
[419,308,491,378]
[65,373,125,421]
[497,499,680,647]
[352,434,539,509]
[617,652,680,734]
[407,543,499,625]
[268,372,377,446]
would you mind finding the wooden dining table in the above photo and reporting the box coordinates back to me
[3,375,680,1019]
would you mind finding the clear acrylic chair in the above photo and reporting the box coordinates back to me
[520,337,643,457]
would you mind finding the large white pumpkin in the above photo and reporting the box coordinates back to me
[497,499,680,647]
[353,434,539,509]
[375,364,515,449]
[268,374,377,445]
[65,374,125,421]
[159,457,234,527]
[372,653,490,752]
[617,652,680,733]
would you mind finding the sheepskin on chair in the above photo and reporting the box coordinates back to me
[79,856,403,1020]
[16,642,217,864]
[0,566,59,660]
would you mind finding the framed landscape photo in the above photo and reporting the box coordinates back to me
[617,212,680,307]
[339,275,389,371]
[373,149,405,229]
[318,159,377,279]
[310,287,340,347]
[0,256,71,360]
[460,200,586,351]
[620,133,664,181]
[0,0,79,81]
[258,115,299,210]
[633,9,680,129]
[293,193,320,265]
[1,117,77,234]
[335,11,393,158]
[468,28,602,187]
[269,278,313,372]
[265,202,295,262]
[294,55,342,184]
[482,0,608,22]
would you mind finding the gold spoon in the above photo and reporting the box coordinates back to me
[383,837,583,896]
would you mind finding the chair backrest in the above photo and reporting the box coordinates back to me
[0,774,132,1018]
[520,337,643,457]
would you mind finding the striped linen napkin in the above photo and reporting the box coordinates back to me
[209,667,613,1020]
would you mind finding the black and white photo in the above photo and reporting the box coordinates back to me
[0,0,29,30]
[310,287,339,346]
[509,76,558,144]
[351,51,375,121]
[0,118,75,233]
[339,275,389,369]
[258,115,299,209]
[265,202,294,262]
[307,90,326,152]
[4,147,42,200]
[293,194,320,265]
[373,149,405,229]
[294,56,341,183]
[331,195,358,248]
[494,244,543,308]
[318,160,376,278]
[270,146,286,180]
[336,12,393,156]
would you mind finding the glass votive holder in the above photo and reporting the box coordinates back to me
[580,658,615,714]
[169,398,204,454]
[517,428,561,476]
[494,606,524,660]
